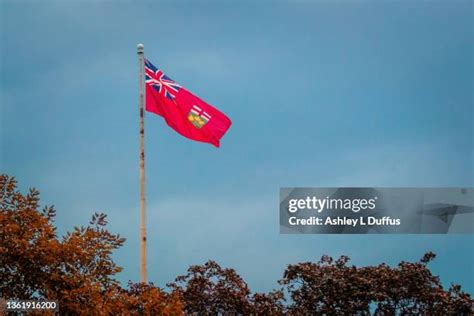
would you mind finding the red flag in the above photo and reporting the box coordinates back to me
[144,59,231,147]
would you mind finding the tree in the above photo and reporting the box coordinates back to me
[0,174,183,315]
[280,253,473,315]
[169,260,254,314]
[115,282,183,315]
[1,174,61,300]
[369,252,473,315]
[249,291,285,315]
[280,255,372,315]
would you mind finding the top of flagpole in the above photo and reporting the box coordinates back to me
[137,43,144,54]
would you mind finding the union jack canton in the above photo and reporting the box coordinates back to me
[145,59,181,100]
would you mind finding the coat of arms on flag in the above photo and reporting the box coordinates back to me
[188,105,211,129]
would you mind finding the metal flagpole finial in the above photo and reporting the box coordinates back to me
[137,43,144,54]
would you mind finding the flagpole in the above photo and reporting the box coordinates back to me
[137,43,148,283]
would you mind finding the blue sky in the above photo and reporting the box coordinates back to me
[1,1,473,293]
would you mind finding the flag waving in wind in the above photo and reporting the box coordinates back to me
[145,59,232,147]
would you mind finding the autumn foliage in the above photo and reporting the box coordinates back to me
[0,175,182,315]
[1,174,472,315]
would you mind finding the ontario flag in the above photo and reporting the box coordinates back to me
[145,59,232,147]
